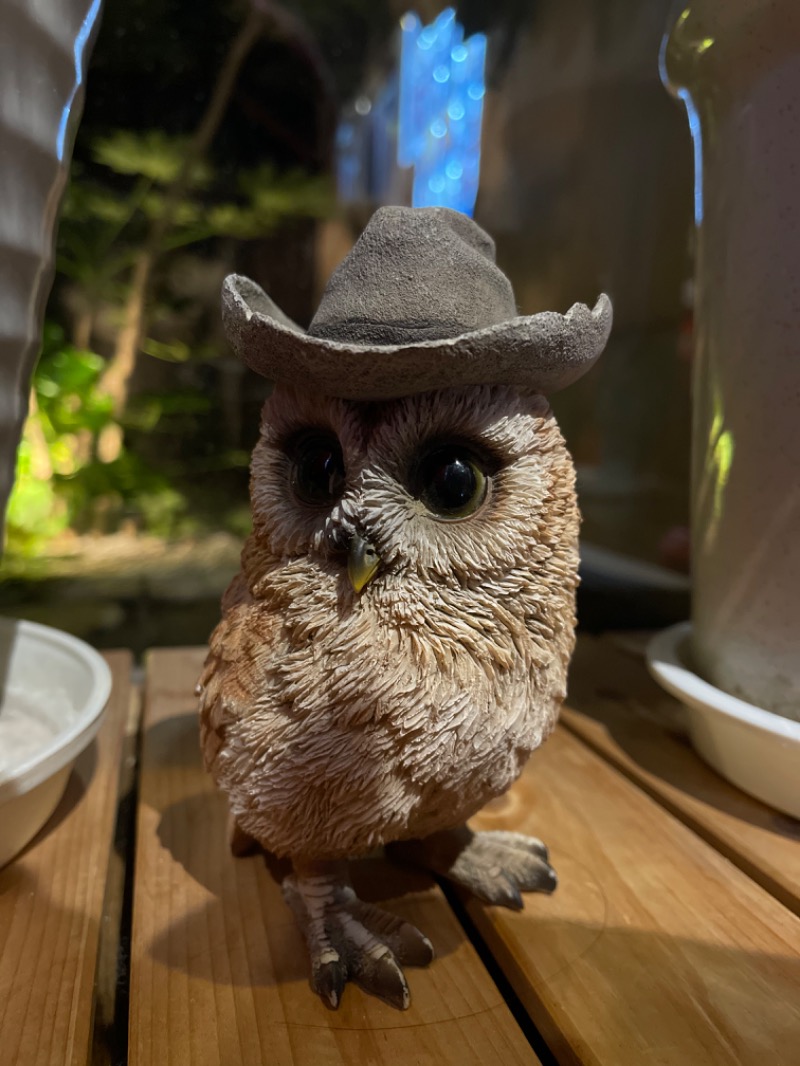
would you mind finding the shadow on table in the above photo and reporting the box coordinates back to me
[156,787,440,904]
[0,855,37,899]
[150,769,456,990]
[565,636,800,843]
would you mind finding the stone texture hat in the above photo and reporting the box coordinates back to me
[222,206,612,400]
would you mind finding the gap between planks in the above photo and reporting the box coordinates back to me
[92,666,144,1066]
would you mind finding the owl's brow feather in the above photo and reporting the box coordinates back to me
[347,400,392,439]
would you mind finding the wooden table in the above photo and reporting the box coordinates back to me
[1,636,798,1065]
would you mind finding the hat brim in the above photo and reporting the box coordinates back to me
[222,274,612,400]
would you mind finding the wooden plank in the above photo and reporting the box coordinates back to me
[129,648,539,1066]
[0,651,132,1066]
[469,726,800,1066]
[561,634,800,916]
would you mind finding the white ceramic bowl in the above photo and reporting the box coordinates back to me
[647,622,800,819]
[0,618,112,867]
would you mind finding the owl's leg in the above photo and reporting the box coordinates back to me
[282,860,434,1010]
[391,827,557,910]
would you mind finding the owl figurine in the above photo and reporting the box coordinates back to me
[198,206,612,1010]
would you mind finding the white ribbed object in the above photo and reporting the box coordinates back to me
[0,0,103,536]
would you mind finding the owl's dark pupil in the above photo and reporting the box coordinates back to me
[430,456,476,511]
[291,435,345,505]
[416,444,488,518]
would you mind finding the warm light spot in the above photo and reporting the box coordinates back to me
[712,429,734,521]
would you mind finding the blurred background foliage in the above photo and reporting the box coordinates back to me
[3,0,693,646]
[5,0,386,572]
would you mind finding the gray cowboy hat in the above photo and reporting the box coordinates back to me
[222,206,612,400]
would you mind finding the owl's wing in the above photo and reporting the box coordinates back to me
[198,571,276,773]
[219,569,253,614]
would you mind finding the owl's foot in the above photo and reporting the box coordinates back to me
[282,861,434,1010]
[392,827,557,910]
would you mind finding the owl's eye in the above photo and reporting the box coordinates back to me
[287,431,346,507]
[413,443,489,519]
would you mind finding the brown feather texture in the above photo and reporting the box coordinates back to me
[199,383,579,864]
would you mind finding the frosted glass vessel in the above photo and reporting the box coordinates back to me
[662,0,800,718]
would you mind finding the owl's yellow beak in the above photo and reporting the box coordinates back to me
[348,534,381,593]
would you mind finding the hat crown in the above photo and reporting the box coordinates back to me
[309,207,517,346]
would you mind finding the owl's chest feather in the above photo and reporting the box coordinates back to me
[203,519,575,858]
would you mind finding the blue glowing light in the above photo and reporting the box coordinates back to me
[680,88,704,225]
[56,0,103,162]
[397,8,487,217]
[658,32,704,225]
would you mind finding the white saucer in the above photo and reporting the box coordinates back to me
[647,622,800,820]
[0,618,112,867]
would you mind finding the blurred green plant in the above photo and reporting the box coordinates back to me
[3,325,223,558]
[59,137,330,291]
[6,325,111,556]
[55,118,331,463]
[5,441,69,555]
[7,8,335,563]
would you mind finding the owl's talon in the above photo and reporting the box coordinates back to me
[492,876,524,911]
[355,948,410,1010]
[283,865,430,1010]
[347,895,435,967]
[314,958,347,1010]
[391,827,558,909]
[521,835,550,863]
[397,929,435,968]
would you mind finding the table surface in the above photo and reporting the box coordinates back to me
[1,635,798,1065]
